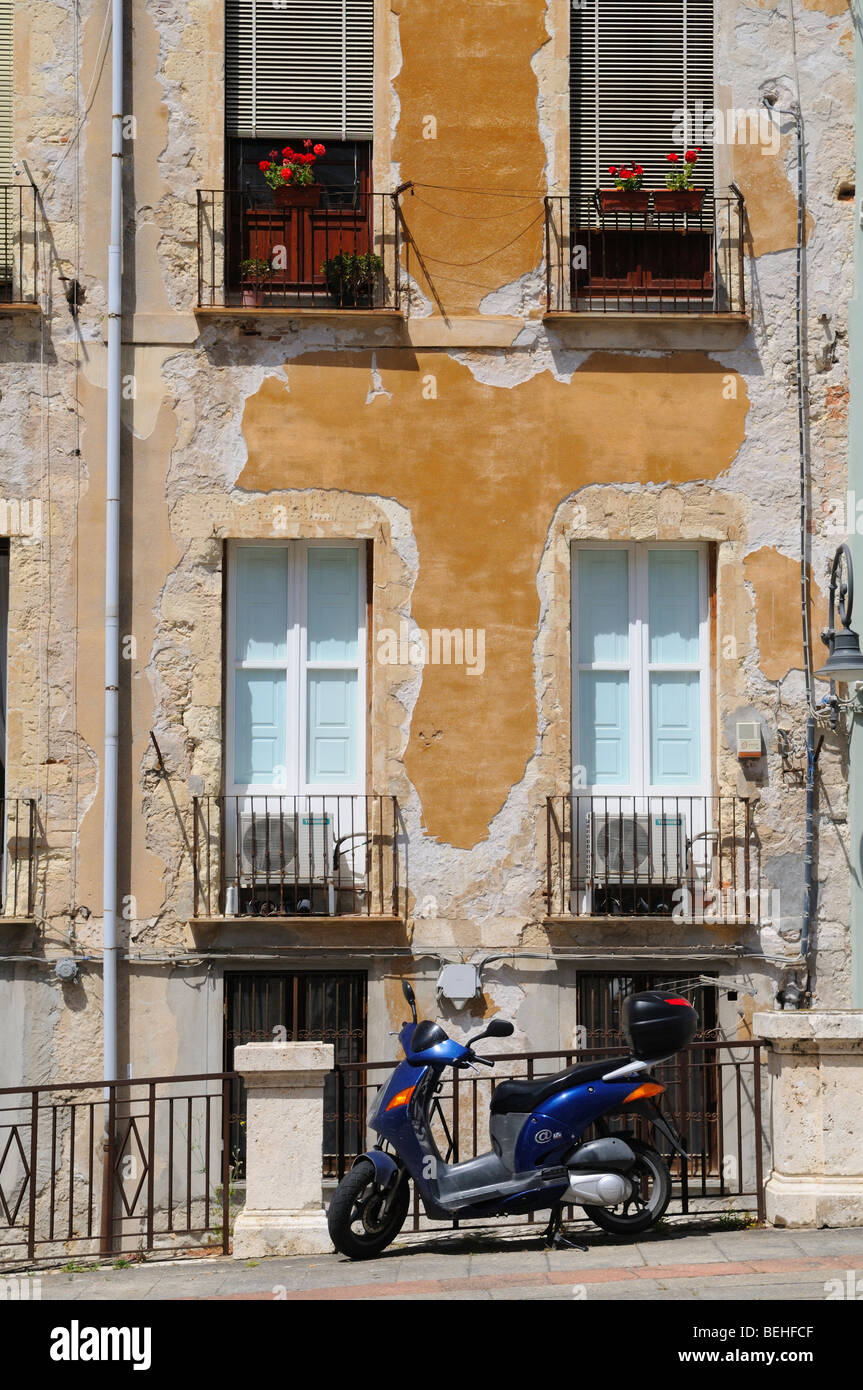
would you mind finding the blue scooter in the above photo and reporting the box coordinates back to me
[327,981,696,1258]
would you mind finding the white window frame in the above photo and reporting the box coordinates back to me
[571,541,711,797]
[226,539,366,798]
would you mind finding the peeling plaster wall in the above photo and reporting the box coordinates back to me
[0,0,855,1092]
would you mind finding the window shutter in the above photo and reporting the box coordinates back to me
[225,0,374,142]
[0,0,12,185]
[570,0,714,204]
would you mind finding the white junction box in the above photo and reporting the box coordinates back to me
[736,721,762,758]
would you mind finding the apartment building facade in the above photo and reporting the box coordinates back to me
[0,0,856,1132]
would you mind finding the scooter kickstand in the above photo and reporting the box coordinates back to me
[542,1206,588,1253]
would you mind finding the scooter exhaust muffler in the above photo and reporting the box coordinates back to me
[565,1171,632,1206]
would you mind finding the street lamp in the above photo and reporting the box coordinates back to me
[814,544,863,689]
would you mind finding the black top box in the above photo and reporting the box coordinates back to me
[621,990,698,1061]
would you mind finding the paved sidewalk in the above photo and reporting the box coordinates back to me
[26,1224,863,1301]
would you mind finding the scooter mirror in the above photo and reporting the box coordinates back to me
[484,1019,514,1039]
[401,979,417,1023]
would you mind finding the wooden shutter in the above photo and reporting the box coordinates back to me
[570,0,714,205]
[0,0,12,185]
[225,0,374,141]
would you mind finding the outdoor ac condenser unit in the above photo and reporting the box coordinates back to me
[586,810,686,883]
[238,812,333,883]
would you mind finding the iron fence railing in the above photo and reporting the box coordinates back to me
[545,794,761,922]
[544,190,746,315]
[192,794,404,919]
[0,186,39,305]
[0,1073,236,1266]
[196,189,401,310]
[2,798,38,917]
[331,1040,766,1230]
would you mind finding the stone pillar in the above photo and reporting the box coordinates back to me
[754,1011,863,1228]
[231,1041,334,1258]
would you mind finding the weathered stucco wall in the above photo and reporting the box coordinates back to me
[0,0,855,1088]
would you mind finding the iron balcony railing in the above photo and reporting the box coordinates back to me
[192,794,404,920]
[545,794,761,923]
[544,190,746,315]
[196,189,401,310]
[0,186,39,305]
[2,797,38,917]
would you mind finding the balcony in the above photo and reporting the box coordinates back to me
[192,794,405,920]
[1,798,38,918]
[545,795,761,925]
[195,190,401,313]
[543,190,746,320]
[0,187,39,308]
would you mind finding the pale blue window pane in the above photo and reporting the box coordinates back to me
[650,673,700,784]
[577,550,629,665]
[578,672,629,784]
[234,671,286,784]
[307,671,358,783]
[235,548,288,662]
[307,548,359,662]
[649,550,700,664]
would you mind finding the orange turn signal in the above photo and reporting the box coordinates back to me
[623,1082,666,1103]
[385,1084,416,1111]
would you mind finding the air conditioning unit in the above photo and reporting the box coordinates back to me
[238,812,333,884]
[586,811,686,884]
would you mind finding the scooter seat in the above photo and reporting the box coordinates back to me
[489,1059,621,1115]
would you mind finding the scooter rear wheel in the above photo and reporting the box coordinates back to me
[582,1139,671,1235]
[327,1161,410,1260]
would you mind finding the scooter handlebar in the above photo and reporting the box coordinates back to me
[463,1050,494,1068]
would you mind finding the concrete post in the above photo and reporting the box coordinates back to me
[754,1011,863,1228]
[231,1041,334,1259]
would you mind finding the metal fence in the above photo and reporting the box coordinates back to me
[0,186,39,305]
[544,190,746,315]
[331,1040,766,1230]
[196,189,401,310]
[0,1074,235,1267]
[546,794,761,923]
[2,798,38,917]
[192,794,404,920]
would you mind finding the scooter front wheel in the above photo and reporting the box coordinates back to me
[327,1161,410,1260]
[582,1139,671,1235]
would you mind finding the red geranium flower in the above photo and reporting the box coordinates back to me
[314,143,326,156]
[667,152,680,163]
[282,146,295,157]
[684,149,699,163]
[303,139,312,148]
[259,160,271,171]
[281,166,293,181]
[609,165,617,175]
[634,164,643,175]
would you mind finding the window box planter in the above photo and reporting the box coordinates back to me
[599,190,650,214]
[652,189,704,215]
[273,183,322,209]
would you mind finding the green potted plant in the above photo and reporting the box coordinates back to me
[653,149,704,214]
[321,251,384,307]
[599,164,649,214]
[259,140,326,208]
[239,257,272,307]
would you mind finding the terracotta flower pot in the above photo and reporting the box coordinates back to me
[599,189,650,214]
[273,183,322,209]
[242,288,266,307]
[652,189,704,215]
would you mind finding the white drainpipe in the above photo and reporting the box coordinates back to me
[103,0,124,1086]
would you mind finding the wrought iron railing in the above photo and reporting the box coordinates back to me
[0,187,39,305]
[0,1073,235,1266]
[544,190,746,315]
[331,1039,767,1227]
[2,798,38,917]
[545,794,761,922]
[192,794,404,919]
[196,189,401,310]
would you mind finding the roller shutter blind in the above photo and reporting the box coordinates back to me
[0,0,12,185]
[570,0,714,204]
[225,0,374,141]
